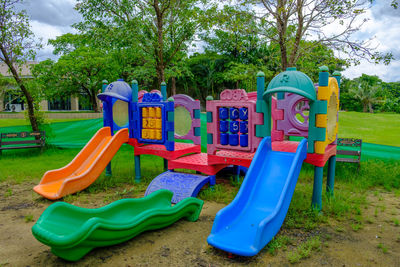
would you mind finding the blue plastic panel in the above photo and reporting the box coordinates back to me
[240,121,248,134]
[229,107,239,120]
[219,107,228,120]
[220,121,228,132]
[229,134,239,146]
[230,121,239,133]
[221,133,229,145]
[240,134,248,147]
[145,171,211,203]
[239,107,248,120]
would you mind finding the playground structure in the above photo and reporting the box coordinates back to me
[33,66,341,258]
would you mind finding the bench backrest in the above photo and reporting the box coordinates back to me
[336,138,362,163]
[0,131,46,148]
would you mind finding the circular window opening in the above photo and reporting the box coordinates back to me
[174,105,192,137]
[327,93,338,142]
[113,100,129,127]
[294,100,310,125]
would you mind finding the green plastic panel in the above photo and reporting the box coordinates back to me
[167,111,174,122]
[194,127,201,137]
[194,109,200,119]
[256,100,270,138]
[31,190,203,261]
[168,131,175,142]
[207,133,213,145]
[207,112,213,123]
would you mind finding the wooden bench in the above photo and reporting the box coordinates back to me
[0,131,45,154]
[336,138,362,168]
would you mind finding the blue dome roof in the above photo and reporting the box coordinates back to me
[97,80,132,102]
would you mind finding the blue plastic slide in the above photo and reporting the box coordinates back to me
[207,137,308,256]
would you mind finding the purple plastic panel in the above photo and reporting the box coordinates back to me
[277,93,310,137]
[172,94,201,145]
[144,171,211,203]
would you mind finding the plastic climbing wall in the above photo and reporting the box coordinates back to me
[132,93,175,151]
[206,89,263,155]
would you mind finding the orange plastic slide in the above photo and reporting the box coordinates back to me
[34,127,129,200]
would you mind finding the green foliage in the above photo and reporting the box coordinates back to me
[24,214,34,223]
[265,235,293,255]
[75,0,213,84]
[377,243,389,253]
[341,74,400,114]
[287,236,321,263]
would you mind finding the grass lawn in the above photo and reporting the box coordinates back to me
[1,111,400,147]
[0,118,89,127]
[338,112,400,147]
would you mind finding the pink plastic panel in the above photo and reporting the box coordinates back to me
[172,94,201,145]
[271,96,284,141]
[206,89,263,155]
[138,90,161,102]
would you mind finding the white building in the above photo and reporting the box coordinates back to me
[0,62,93,112]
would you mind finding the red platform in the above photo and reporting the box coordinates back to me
[129,139,201,160]
[168,153,229,176]
[207,141,336,168]
[271,141,337,167]
[208,150,255,168]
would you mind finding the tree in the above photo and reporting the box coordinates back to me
[33,47,118,112]
[75,0,213,89]
[0,0,42,131]
[244,0,393,71]
[349,74,382,112]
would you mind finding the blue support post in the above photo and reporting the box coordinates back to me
[134,155,141,182]
[209,175,216,191]
[102,80,112,177]
[256,71,265,100]
[236,165,240,184]
[326,156,336,197]
[312,166,324,210]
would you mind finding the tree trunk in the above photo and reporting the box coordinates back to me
[368,102,373,113]
[288,0,304,67]
[276,0,288,71]
[278,33,288,71]
[171,76,176,96]
[154,0,165,85]
[363,103,367,113]
[90,92,99,112]
[0,47,39,131]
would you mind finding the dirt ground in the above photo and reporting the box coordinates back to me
[0,181,399,267]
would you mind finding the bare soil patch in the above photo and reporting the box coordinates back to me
[0,182,399,266]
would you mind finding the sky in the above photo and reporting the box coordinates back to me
[21,0,400,82]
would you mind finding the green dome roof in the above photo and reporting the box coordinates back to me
[264,68,316,101]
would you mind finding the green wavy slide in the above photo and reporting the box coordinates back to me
[31,189,203,261]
